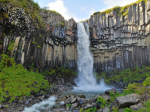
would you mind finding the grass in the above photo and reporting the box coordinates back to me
[0,53,50,103]
[96,66,150,85]
[92,0,147,17]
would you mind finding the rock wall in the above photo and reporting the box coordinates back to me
[0,3,77,70]
[2,1,150,72]
[86,0,150,72]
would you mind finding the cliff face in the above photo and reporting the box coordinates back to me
[0,3,77,70]
[87,0,150,71]
[2,0,150,72]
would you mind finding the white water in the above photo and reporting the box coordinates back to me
[23,96,57,112]
[74,22,111,92]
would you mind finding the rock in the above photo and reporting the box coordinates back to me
[0,104,3,109]
[97,109,103,112]
[105,89,117,95]
[80,95,86,99]
[130,103,143,111]
[102,95,110,101]
[70,103,78,111]
[43,94,49,99]
[56,96,66,103]
[83,104,93,109]
[53,110,61,112]
[103,107,110,112]
[110,100,119,112]
[79,99,85,104]
[71,98,77,103]
[25,100,30,105]
[96,102,101,109]
[18,99,24,103]
[73,110,79,112]
[65,98,71,104]
[119,109,124,112]
[116,93,140,108]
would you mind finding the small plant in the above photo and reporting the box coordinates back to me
[39,34,42,37]
[67,104,71,108]
[37,45,41,49]
[97,96,107,108]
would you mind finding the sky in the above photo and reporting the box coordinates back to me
[34,0,138,22]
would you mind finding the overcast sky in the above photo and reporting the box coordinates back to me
[34,0,138,22]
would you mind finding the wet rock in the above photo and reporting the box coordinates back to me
[105,89,117,95]
[130,103,143,111]
[80,95,86,99]
[116,93,140,108]
[56,96,66,103]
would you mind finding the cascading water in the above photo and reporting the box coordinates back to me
[74,22,111,92]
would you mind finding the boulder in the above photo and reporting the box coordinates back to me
[130,103,143,111]
[83,104,93,109]
[56,96,66,103]
[110,100,118,112]
[79,99,85,104]
[119,109,124,112]
[70,103,78,111]
[71,98,77,103]
[102,95,111,101]
[65,98,71,104]
[105,89,117,95]
[80,95,86,99]
[103,107,110,112]
[116,93,140,108]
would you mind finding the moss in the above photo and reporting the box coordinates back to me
[92,0,147,17]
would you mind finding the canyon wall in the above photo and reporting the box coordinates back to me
[0,3,77,70]
[87,0,150,72]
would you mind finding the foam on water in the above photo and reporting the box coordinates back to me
[23,96,56,112]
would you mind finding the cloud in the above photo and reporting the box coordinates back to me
[99,0,137,12]
[81,7,86,11]
[47,0,79,22]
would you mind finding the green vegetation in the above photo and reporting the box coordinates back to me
[0,43,50,103]
[97,96,108,108]
[60,21,65,26]
[32,41,37,45]
[42,66,77,78]
[80,107,97,112]
[67,104,71,108]
[97,66,150,85]
[92,0,147,17]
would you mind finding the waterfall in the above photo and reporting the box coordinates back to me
[74,22,111,92]
[76,22,96,86]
